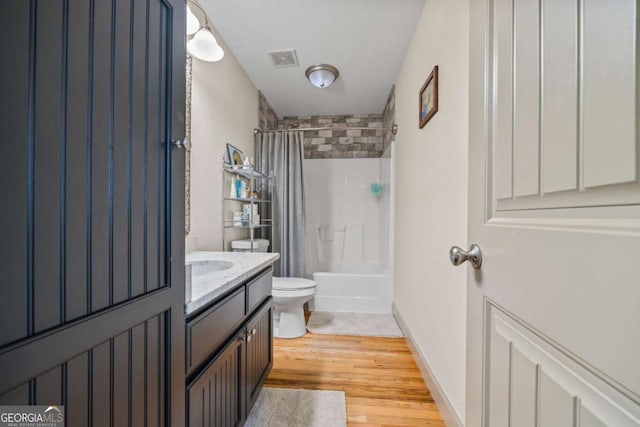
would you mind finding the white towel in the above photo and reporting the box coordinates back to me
[318,225,333,241]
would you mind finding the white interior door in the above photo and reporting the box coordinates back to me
[466,1,640,426]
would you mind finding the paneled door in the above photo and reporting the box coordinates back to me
[466,0,640,426]
[0,0,186,425]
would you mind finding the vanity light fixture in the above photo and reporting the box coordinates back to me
[187,1,224,62]
[186,5,199,35]
[305,64,339,88]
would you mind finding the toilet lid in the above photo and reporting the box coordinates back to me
[272,277,316,291]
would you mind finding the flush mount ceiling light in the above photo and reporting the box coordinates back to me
[186,1,224,62]
[305,64,339,88]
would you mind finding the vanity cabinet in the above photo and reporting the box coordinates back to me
[186,267,273,427]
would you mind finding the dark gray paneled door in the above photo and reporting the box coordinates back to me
[0,0,186,425]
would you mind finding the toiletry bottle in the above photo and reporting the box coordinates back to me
[230,176,237,198]
[236,178,243,199]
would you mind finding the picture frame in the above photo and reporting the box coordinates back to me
[226,143,244,166]
[419,65,439,128]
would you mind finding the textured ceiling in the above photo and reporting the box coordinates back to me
[199,0,425,117]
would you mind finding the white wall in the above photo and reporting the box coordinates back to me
[190,24,258,251]
[393,0,469,421]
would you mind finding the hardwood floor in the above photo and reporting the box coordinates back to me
[265,330,445,426]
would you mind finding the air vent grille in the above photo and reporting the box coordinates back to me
[268,49,299,68]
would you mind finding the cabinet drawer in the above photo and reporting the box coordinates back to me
[187,287,245,373]
[246,267,272,314]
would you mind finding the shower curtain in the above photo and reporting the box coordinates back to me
[255,130,306,277]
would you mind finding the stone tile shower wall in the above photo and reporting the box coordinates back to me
[279,115,384,159]
[257,91,393,159]
[382,85,395,154]
[258,90,279,130]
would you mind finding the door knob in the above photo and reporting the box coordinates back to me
[449,244,482,270]
[172,138,191,151]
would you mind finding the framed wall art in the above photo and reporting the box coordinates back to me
[226,143,244,166]
[419,65,439,128]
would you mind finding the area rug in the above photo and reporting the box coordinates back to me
[245,387,346,427]
[306,311,404,337]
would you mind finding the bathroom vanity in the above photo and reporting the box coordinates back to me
[185,251,279,426]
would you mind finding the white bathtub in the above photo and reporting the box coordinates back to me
[310,271,392,314]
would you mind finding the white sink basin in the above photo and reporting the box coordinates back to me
[189,259,234,273]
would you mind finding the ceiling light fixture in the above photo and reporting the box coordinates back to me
[186,1,224,62]
[305,64,339,88]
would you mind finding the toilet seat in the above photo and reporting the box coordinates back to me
[272,277,316,291]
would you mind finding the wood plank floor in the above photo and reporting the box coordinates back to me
[265,329,445,426]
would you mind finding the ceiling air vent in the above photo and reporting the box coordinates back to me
[268,49,299,68]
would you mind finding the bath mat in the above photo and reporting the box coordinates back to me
[306,311,404,337]
[245,387,346,427]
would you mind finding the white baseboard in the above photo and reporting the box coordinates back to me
[392,303,464,427]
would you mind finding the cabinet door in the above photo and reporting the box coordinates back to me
[245,298,273,412]
[188,331,246,427]
[0,1,186,424]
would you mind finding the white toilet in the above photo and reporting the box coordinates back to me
[271,277,316,338]
[231,239,316,338]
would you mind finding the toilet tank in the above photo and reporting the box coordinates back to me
[231,239,270,253]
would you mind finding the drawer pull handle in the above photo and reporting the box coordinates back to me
[251,328,257,336]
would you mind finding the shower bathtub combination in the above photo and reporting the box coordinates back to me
[311,269,392,314]
[304,155,393,314]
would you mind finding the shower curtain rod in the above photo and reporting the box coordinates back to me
[254,123,398,136]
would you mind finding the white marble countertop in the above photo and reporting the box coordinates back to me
[185,251,280,317]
